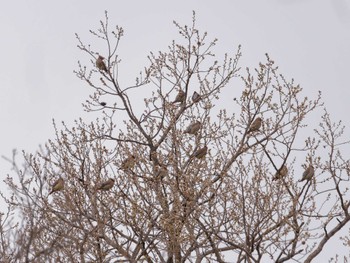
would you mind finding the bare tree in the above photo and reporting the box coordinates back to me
[1,11,350,263]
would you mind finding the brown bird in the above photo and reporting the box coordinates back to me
[97,178,115,191]
[248,117,262,133]
[121,155,136,170]
[49,177,64,195]
[96,55,108,72]
[299,164,314,182]
[192,91,201,103]
[273,165,288,181]
[184,121,201,135]
[172,90,185,103]
[149,150,159,163]
[193,146,208,159]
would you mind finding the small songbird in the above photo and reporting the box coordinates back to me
[273,165,288,181]
[96,55,108,72]
[192,91,201,103]
[49,177,64,195]
[193,146,208,159]
[248,117,262,133]
[97,178,115,191]
[184,121,201,135]
[172,90,185,103]
[149,149,158,162]
[121,155,136,170]
[299,164,314,182]
[100,102,107,107]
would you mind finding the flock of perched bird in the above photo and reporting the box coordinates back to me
[47,55,315,195]
[48,155,137,195]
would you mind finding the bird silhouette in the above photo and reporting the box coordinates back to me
[49,177,64,195]
[184,121,201,135]
[273,165,288,181]
[192,91,201,103]
[172,90,185,103]
[193,146,208,159]
[248,117,262,133]
[97,178,115,191]
[299,164,314,182]
[96,55,108,72]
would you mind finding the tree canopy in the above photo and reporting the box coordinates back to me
[1,11,350,263]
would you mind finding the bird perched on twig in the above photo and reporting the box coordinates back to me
[193,146,208,159]
[248,117,262,133]
[120,155,136,170]
[97,178,115,191]
[172,90,185,103]
[184,121,201,135]
[96,55,108,72]
[273,165,288,181]
[192,91,201,103]
[149,149,160,165]
[299,164,314,182]
[49,177,64,195]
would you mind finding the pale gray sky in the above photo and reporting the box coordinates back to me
[0,0,349,153]
[0,0,349,260]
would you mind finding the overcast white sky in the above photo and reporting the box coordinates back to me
[0,0,349,260]
[0,0,349,154]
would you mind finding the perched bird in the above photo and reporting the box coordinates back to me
[100,102,107,107]
[49,177,64,195]
[248,117,262,133]
[193,146,208,159]
[149,149,158,162]
[172,90,185,103]
[299,164,314,182]
[192,91,201,103]
[96,55,108,72]
[184,121,201,135]
[121,155,136,170]
[97,178,115,191]
[273,165,288,181]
